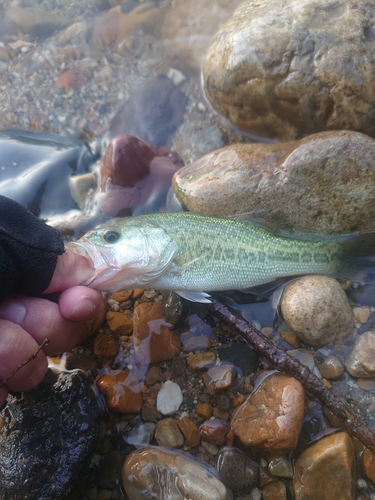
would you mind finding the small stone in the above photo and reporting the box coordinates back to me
[122,447,229,499]
[199,419,228,446]
[93,334,118,357]
[345,331,375,378]
[356,379,375,391]
[5,6,70,36]
[155,418,184,448]
[215,446,259,492]
[179,417,201,447]
[196,402,213,420]
[281,276,354,347]
[203,363,235,395]
[111,290,134,302]
[361,448,375,484]
[106,311,133,335]
[268,456,293,478]
[231,373,304,454]
[96,370,142,413]
[262,481,287,500]
[125,422,155,447]
[293,432,356,500]
[133,302,181,363]
[216,394,231,411]
[142,404,162,423]
[318,356,344,380]
[156,380,183,415]
[144,366,165,386]
[187,352,216,371]
[353,306,371,324]
[55,67,93,92]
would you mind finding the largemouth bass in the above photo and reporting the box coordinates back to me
[68,212,375,303]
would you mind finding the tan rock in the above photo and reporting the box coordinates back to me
[280,276,354,347]
[345,331,375,378]
[106,311,133,335]
[361,448,375,483]
[203,0,375,141]
[155,417,184,448]
[203,363,235,395]
[133,302,181,363]
[179,417,201,447]
[172,131,375,234]
[318,356,344,380]
[122,447,229,499]
[96,370,142,413]
[187,351,216,370]
[196,402,213,420]
[231,373,304,454]
[293,432,356,500]
[262,481,287,500]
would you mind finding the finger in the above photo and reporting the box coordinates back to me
[0,320,48,392]
[44,248,95,293]
[0,295,100,355]
[58,286,104,321]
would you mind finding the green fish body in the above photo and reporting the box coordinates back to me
[68,212,374,302]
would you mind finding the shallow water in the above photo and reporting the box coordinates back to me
[1,1,375,499]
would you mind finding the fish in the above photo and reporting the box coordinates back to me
[68,212,375,303]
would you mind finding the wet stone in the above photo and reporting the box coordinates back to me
[142,404,162,423]
[156,380,183,415]
[0,370,100,499]
[199,419,228,446]
[231,373,305,454]
[262,481,287,500]
[203,363,235,395]
[361,448,375,484]
[215,446,259,492]
[96,370,142,413]
[179,417,201,447]
[144,366,165,386]
[218,341,260,376]
[196,402,213,420]
[122,447,229,500]
[187,351,217,371]
[106,311,133,335]
[281,276,354,347]
[268,456,293,478]
[318,355,344,380]
[125,422,156,447]
[155,417,184,448]
[93,333,119,357]
[345,331,375,378]
[293,432,356,500]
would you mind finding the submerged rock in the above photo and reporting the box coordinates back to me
[293,432,356,500]
[203,0,375,141]
[122,447,230,500]
[0,369,100,500]
[215,446,259,492]
[172,130,375,234]
[280,276,354,347]
[231,373,304,454]
[345,330,375,378]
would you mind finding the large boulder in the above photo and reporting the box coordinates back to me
[203,0,375,141]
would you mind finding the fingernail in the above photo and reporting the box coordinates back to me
[71,297,96,320]
[0,302,26,324]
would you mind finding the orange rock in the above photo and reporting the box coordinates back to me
[55,67,92,92]
[203,364,235,395]
[106,311,133,335]
[112,290,134,303]
[262,481,287,500]
[293,432,356,500]
[187,352,216,371]
[196,402,213,420]
[133,302,181,363]
[178,417,201,447]
[96,369,142,413]
[94,334,119,357]
[362,447,375,483]
[76,298,107,344]
[231,373,304,454]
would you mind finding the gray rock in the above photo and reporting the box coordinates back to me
[215,446,259,492]
[345,330,375,378]
[280,276,354,347]
[155,418,185,448]
[203,0,375,141]
[0,369,100,500]
[172,130,375,234]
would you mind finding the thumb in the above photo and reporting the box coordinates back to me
[44,248,95,293]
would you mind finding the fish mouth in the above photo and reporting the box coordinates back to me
[67,239,118,289]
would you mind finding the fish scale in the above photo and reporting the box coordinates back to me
[69,212,375,302]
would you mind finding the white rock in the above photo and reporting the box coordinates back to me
[156,380,183,415]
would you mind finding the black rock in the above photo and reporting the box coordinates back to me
[0,129,98,219]
[217,341,260,376]
[0,369,100,500]
[108,74,188,147]
[215,446,259,492]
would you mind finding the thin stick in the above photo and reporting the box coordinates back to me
[208,297,375,454]
[0,338,50,390]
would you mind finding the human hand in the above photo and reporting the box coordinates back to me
[0,248,104,407]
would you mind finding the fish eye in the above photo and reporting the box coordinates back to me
[103,230,120,243]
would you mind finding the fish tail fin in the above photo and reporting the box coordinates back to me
[334,232,375,283]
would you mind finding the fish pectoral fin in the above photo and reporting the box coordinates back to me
[175,291,212,303]
[174,249,207,270]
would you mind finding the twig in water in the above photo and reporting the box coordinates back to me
[208,297,375,455]
[0,338,50,390]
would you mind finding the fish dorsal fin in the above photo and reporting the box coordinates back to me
[175,291,212,303]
